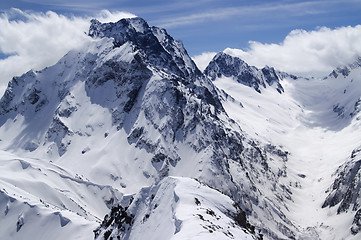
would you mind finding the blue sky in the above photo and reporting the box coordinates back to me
[0,0,361,95]
[1,0,360,56]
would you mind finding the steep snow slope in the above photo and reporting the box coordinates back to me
[0,150,122,240]
[94,177,257,240]
[210,52,361,239]
[0,17,296,239]
[1,16,361,240]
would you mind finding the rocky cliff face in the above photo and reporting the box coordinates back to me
[204,52,290,93]
[323,145,361,235]
[2,16,361,240]
[0,17,296,239]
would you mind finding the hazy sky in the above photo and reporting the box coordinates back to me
[0,0,361,94]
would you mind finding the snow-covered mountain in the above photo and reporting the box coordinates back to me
[1,16,361,240]
[0,150,122,240]
[209,51,361,239]
[204,52,291,94]
[94,177,256,240]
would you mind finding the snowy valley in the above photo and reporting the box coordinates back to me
[1,16,361,240]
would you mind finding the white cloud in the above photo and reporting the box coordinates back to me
[0,9,135,96]
[192,52,217,72]
[224,25,361,77]
[94,10,136,23]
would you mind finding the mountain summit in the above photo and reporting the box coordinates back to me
[204,52,288,93]
[89,17,201,78]
[1,17,361,240]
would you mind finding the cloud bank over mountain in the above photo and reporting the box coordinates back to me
[192,25,361,77]
[0,9,135,96]
[226,25,361,77]
[1,8,361,97]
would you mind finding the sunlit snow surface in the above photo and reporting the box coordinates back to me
[214,65,361,240]
[95,177,255,240]
[0,19,256,239]
[0,150,122,240]
[1,17,361,239]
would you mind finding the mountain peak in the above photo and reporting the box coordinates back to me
[4,13,361,240]
[349,56,361,69]
[204,51,285,93]
[328,56,361,78]
[89,17,148,38]
[88,17,200,78]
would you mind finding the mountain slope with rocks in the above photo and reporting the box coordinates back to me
[209,51,361,239]
[0,16,361,240]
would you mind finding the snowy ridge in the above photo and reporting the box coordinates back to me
[0,150,122,240]
[214,55,361,239]
[204,52,291,93]
[94,177,258,240]
[89,17,200,79]
[328,56,361,79]
[1,16,361,240]
[0,17,297,239]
